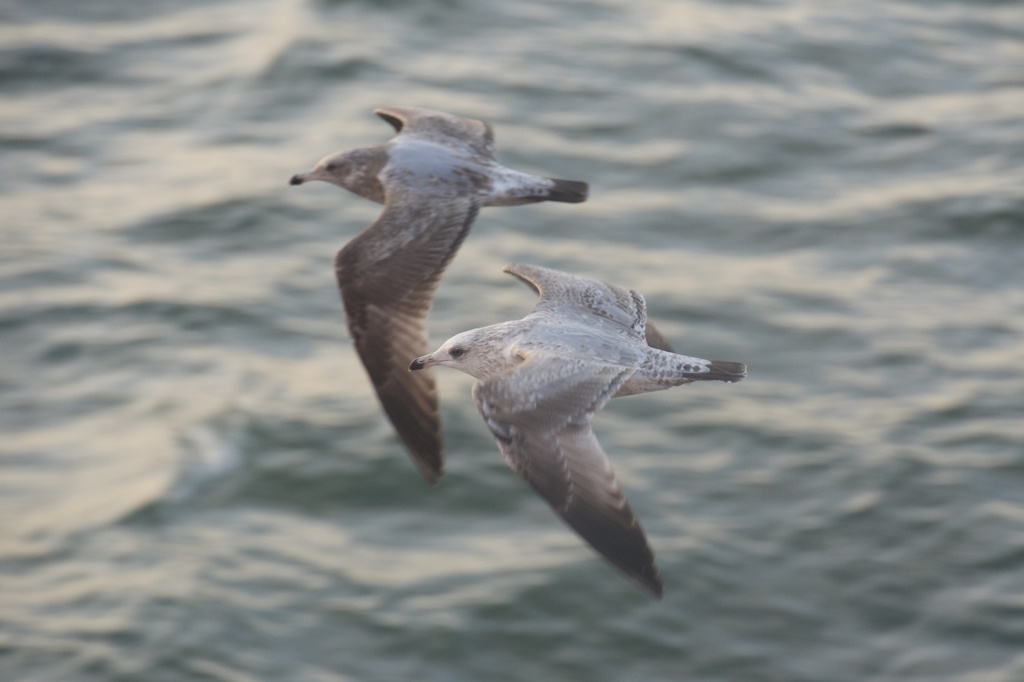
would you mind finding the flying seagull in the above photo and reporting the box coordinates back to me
[410,263,747,596]
[289,107,589,482]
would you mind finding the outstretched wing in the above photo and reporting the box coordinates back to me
[336,184,481,483]
[505,263,675,352]
[375,106,496,160]
[503,263,649,344]
[472,354,662,596]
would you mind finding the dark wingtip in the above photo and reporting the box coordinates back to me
[401,439,444,485]
[633,566,664,598]
[562,505,663,598]
[289,174,304,186]
[545,178,589,203]
[375,109,405,133]
[409,457,443,485]
[644,322,674,353]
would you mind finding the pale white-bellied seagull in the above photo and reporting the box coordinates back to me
[410,263,747,597]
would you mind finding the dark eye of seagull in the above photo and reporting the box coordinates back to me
[325,162,338,172]
[449,347,466,359]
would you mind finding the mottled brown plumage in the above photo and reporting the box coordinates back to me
[290,107,588,481]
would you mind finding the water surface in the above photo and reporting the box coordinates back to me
[3,1,1024,680]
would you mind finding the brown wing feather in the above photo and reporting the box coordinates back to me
[643,321,674,352]
[472,357,663,596]
[336,192,481,482]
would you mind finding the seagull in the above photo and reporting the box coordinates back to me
[289,107,589,483]
[410,263,747,597]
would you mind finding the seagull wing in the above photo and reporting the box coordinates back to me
[472,354,662,596]
[505,263,674,352]
[375,106,496,160]
[502,263,649,344]
[336,183,481,483]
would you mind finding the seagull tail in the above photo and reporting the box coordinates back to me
[690,361,747,383]
[544,178,589,203]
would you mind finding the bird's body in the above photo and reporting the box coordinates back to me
[290,107,588,482]
[411,263,746,597]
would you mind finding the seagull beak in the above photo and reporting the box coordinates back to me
[289,173,306,186]
[409,354,432,371]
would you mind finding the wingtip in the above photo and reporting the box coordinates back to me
[421,465,444,485]
[644,322,674,353]
[374,106,406,133]
[501,262,525,277]
[636,569,664,598]
[501,263,543,295]
[378,401,445,484]
[407,452,444,485]
[560,501,664,599]
[601,550,663,598]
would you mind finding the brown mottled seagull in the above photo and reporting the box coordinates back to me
[289,107,589,483]
[410,263,747,597]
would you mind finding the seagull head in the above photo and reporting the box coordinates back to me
[409,327,516,380]
[289,149,356,187]
[288,147,386,203]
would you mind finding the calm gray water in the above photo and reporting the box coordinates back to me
[3,0,1024,680]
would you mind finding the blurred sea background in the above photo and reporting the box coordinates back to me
[3,0,1024,680]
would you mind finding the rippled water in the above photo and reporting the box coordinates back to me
[3,0,1024,680]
